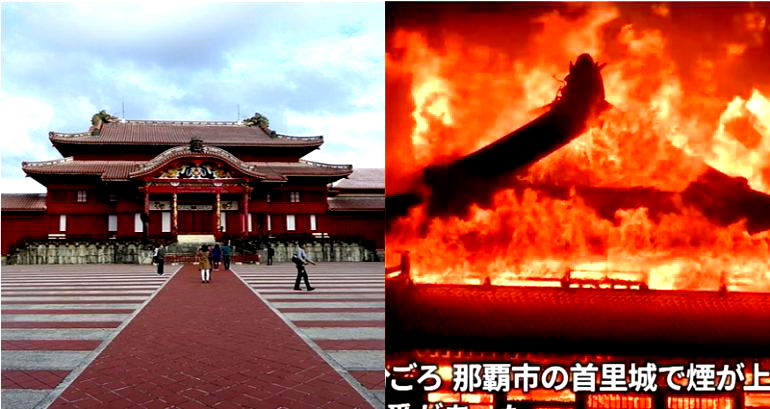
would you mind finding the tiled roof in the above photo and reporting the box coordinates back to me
[22,159,143,180]
[334,168,384,190]
[328,196,384,211]
[1,193,46,211]
[256,160,352,179]
[387,284,770,355]
[50,120,323,147]
[22,158,351,182]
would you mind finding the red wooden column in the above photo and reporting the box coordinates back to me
[143,189,150,237]
[172,192,178,235]
[215,192,221,238]
[241,191,249,234]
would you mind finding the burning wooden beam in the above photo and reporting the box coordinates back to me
[423,53,610,216]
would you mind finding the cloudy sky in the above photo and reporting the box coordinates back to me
[0,2,384,193]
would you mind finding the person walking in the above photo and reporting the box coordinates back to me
[267,245,274,265]
[197,245,212,284]
[211,244,222,271]
[222,242,232,270]
[154,244,166,275]
[292,243,315,291]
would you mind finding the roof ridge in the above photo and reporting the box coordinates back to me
[121,120,243,126]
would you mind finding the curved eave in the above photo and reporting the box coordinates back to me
[22,159,100,183]
[283,170,353,184]
[285,170,353,178]
[22,158,142,184]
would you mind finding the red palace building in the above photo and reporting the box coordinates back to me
[1,115,384,260]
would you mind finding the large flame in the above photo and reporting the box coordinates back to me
[387,4,770,292]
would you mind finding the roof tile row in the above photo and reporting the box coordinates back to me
[50,121,323,147]
[1,193,46,211]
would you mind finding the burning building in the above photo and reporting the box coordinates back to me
[385,3,770,408]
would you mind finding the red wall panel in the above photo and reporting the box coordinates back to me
[322,212,384,249]
[1,213,48,255]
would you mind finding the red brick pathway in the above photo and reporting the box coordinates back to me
[48,265,374,409]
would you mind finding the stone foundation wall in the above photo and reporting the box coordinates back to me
[4,239,380,265]
[5,241,155,265]
[257,240,379,263]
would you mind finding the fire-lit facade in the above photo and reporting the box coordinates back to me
[386,3,770,409]
[1,117,384,256]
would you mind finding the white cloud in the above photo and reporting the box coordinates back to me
[283,109,384,168]
[0,93,56,161]
[0,177,46,194]
[1,2,385,193]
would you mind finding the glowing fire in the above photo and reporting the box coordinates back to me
[387,4,770,291]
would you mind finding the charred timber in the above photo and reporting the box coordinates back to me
[423,53,610,216]
[510,167,770,233]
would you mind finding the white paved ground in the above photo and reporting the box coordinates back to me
[234,262,385,407]
[0,265,173,409]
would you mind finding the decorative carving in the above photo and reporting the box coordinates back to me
[243,112,270,129]
[131,145,264,178]
[158,162,233,180]
[151,201,171,210]
[220,201,239,211]
[189,136,204,153]
[90,110,118,136]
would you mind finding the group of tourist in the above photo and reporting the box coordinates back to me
[153,241,316,291]
[196,243,231,283]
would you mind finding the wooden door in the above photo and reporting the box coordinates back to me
[178,211,213,233]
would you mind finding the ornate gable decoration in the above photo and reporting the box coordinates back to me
[131,145,267,180]
[159,161,234,179]
[189,136,204,153]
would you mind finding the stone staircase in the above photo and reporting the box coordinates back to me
[165,235,217,264]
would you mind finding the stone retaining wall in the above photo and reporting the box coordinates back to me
[4,239,380,265]
[256,240,379,263]
[5,241,157,265]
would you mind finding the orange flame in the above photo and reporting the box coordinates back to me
[386,4,770,292]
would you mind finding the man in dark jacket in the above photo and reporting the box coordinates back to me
[154,245,166,275]
[222,243,232,270]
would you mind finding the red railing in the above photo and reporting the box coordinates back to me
[164,254,261,264]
